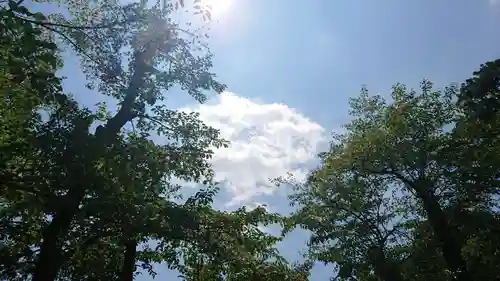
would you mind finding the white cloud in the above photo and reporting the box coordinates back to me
[181,92,325,206]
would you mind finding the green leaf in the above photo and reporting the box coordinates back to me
[33,12,46,21]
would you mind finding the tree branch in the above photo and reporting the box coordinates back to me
[98,45,156,139]
[38,24,104,72]
[325,201,384,243]
[363,166,420,197]
[13,14,137,30]
[135,113,174,132]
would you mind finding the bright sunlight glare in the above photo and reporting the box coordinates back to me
[202,0,232,18]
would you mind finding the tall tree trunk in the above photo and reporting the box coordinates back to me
[32,47,154,281]
[120,239,138,281]
[416,185,473,281]
[368,246,405,281]
[388,170,474,281]
[32,186,86,281]
[32,118,90,281]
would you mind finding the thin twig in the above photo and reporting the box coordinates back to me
[136,113,173,132]
[14,14,136,30]
[130,119,136,134]
[40,25,100,68]
[40,24,129,89]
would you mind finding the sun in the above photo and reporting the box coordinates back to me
[202,0,233,18]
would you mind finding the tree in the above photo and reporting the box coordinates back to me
[328,81,476,281]
[5,0,229,280]
[277,166,413,281]
[2,2,306,281]
[281,81,500,281]
[451,59,500,210]
[457,59,500,122]
[449,59,500,280]
[177,205,310,281]
[1,0,65,173]
[0,2,76,278]
[2,0,232,280]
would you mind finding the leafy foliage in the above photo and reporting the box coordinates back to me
[282,79,500,281]
[3,1,500,281]
[0,1,292,281]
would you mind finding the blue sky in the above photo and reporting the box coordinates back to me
[209,0,500,126]
[33,0,500,280]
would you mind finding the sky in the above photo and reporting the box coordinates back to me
[34,0,500,280]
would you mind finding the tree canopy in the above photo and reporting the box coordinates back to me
[1,0,500,281]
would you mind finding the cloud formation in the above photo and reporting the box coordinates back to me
[181,92,325,206]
